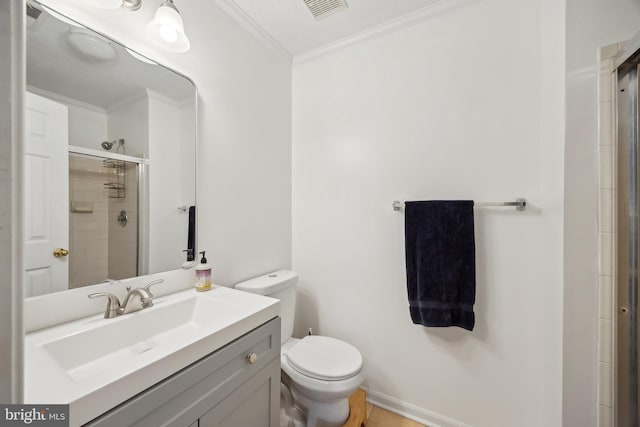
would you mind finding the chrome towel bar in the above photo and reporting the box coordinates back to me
[392,198,527,212]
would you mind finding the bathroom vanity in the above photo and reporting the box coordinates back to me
[25,285,281,427]
[87,317,281,427]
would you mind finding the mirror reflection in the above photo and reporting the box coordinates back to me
[25,2,197,297]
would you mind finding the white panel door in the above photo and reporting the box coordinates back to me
[25,92,69,297]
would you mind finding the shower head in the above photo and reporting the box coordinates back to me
[101,141,114,150]
[101,139,125,152]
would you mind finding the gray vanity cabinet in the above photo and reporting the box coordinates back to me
[198,358,279,427]
[84,317,281,427]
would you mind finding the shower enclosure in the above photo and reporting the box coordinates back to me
[618,50,640,427]
[68,150,141,288]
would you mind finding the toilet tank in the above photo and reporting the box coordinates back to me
[235,270,298,344]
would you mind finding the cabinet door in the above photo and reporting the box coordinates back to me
[84,318,280,427]
[199,358,280,427]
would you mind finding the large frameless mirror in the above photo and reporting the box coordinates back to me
[24,1,197,297]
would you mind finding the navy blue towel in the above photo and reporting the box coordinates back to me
[404,200,476,331]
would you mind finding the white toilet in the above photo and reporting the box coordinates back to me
[235,270,365,427]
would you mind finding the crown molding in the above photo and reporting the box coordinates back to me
[211,0,469,66]
[212,0,293,64]
[294,0,468,65]
[26,85,107,114]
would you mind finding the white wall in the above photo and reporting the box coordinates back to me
[67,104,107,150]
[0,0,24,404]
[38,0,292,285]
[179,97,196,214]
[564,1,640,426]
[292,1,564,426]
[107,94,149,158]
[148,92,184,272]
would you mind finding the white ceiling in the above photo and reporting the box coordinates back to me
[220,0,447,57]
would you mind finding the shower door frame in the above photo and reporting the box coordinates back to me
[594,36,640,427]
[616,48,640,427]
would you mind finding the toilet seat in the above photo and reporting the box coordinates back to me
[286,336,363,381]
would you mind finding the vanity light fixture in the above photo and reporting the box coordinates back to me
[85,0,142,11]
[145,0,191,53]
[85,0,190,53]
[120,0,143,11]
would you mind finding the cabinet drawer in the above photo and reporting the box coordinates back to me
[85,317,281,427]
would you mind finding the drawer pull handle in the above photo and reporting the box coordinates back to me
[246,352,258,364]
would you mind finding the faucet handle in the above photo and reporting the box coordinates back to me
[89,292,121,318]
[143,279,164,297]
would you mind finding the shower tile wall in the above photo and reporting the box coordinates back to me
[108,162,138,280]
[69,156,109,288]
[597,43,620,427]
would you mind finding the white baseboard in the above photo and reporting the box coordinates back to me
[362,387,472,427]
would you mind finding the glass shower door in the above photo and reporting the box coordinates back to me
[68,153,139,288]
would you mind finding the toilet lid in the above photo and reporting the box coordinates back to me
[286,336,362,381]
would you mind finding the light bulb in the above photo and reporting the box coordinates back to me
[159,25,178,42]
[145,0,190,53]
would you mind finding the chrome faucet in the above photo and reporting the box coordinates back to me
[120,287,154,314]
[89,279,164,319]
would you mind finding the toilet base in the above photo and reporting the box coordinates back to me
[281,382,307,427]
[284,376,350,427]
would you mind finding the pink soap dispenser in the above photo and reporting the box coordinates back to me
[195,251,212,292]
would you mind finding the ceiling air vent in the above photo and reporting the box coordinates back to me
[303,0,349,20]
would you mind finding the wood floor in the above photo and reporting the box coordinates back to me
[365,405,427,427]
[343,389,428,427]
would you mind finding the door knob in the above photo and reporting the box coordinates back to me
[53,248,69,257]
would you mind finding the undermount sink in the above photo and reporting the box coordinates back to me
[25,285,280,427]
[43,295,238,381]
